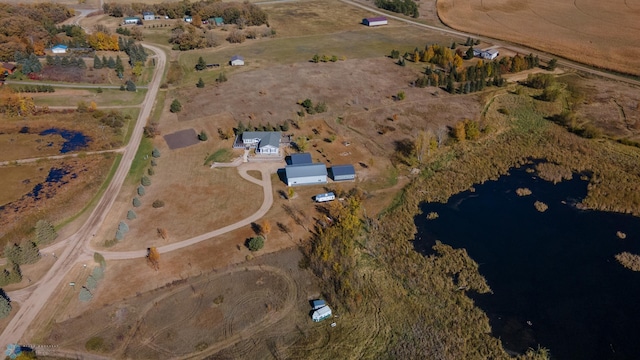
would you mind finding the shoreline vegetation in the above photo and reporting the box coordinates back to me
[299,83,640,358]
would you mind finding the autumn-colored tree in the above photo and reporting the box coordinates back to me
[87,32,119,51]
[452,54,464,72]
[452,121,466,142]
[261,220,271,238]
[147,247,160,270]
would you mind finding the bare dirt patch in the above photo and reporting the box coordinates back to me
[163,128,199,149]
[437,0,640,75]
[40,249,322,359]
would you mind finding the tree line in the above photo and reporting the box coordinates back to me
[102,1,268,27]
[375,0,419,18]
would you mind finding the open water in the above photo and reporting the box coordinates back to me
[413,165,640,359]
[39,128,90,153]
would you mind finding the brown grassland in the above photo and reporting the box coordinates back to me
[437,0,640,76]
[7,0,640,358]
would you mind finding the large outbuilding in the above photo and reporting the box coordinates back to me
[330,164,356,181]
[362,16,388,27]
[312,305,332,322]
[285,163,327,186]
[474,48,500,60]
[143,11,155,21]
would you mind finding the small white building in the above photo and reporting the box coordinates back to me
[230,55,244,66]
[312,305,332,322]
[143,11,155,21]
[184,16,193,23]
[315,192,335,203]
[123,17,141,25]
[362,16,388,27]
[51,44,68,54]
[475,48,499,60]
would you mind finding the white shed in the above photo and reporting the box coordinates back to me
[312,305,332,322]
[51,44,68,54]
[143,11,155,21]
[230,55,244,66]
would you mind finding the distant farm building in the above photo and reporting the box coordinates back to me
[123,17,141,25]
[311,299,326,310]
[242,131,281,155]
[143,11,155,21]
[288,153,312,165]
[474,48,499,60]
[362,16,387,27]
[184,16,193,23]
[51,44,68,54]
[1,63,16,75]
[330,164,356,181]
[285,163,327,186]
[212,17,224,26]
[230,55,244,66]
[312,305,332,322]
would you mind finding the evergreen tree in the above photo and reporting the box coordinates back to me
[196,77,205,88]
[170,99,182,113]
[35,220,57,246]
[115,55,124,74]
[126,80,136,92]
[102,55,108,67]
[107,57,116,69]
[195,56,206,71]
[46,55,54,66]
[0,293,11,319]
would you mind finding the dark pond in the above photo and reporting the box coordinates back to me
[414,165,640,360]
[39,128,90,153]
[27,167,72,200]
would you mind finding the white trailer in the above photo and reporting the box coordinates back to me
[315,192,335,202]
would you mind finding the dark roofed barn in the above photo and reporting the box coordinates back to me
[363,16,388,27]
[289,153,312,165]
[331,164,356,181]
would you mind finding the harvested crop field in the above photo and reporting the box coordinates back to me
[437,0,640,75]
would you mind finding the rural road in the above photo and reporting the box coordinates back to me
[0,42,166,346]
[340,0,640,87]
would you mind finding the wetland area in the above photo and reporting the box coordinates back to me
[414,164,640,359]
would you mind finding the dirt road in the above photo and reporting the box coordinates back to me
[0,43,166,346]
[341,0,640,87]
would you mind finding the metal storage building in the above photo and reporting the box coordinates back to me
[311,299,326,310]
[331,164,356,181]
[285,163,327,186]
[312,305,332,322]
[362,16,388,27]
[289,153,312,165]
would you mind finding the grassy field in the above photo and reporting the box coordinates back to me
[437,0,640,76]
[30,88,147,108]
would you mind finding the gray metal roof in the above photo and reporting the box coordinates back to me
[243,131,280,149]
[290,153,312,165]
[285,163,327,178]
[331,164,355,176]
[231,55,244,61]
